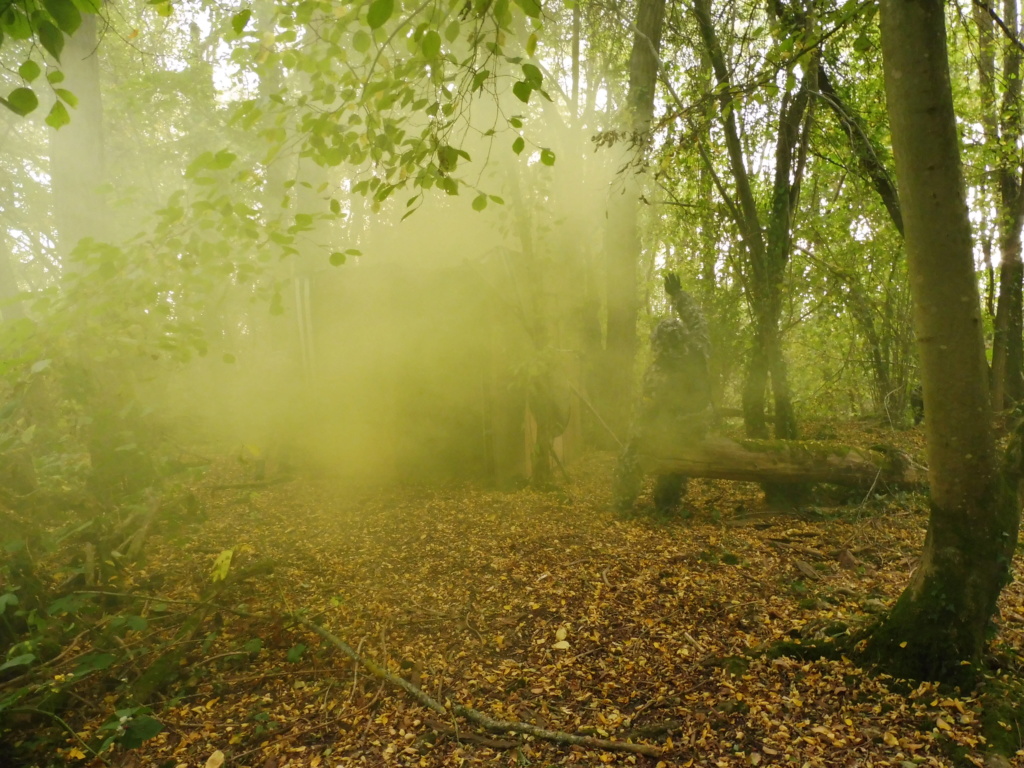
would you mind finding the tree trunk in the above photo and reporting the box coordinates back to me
[638,435,923,489]
[976,0,1024,411]
[49,14,107,257]
[603,0,666,435]
[693,0,810,445]
[864,0,1021,683]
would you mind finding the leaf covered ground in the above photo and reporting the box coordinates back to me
[21,424,1024,768]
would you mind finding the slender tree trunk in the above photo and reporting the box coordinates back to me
[693,0,810,446]
[865,0,1021,683]
[604,0,666,435]
[980,0,1024,411]
[49,15,106,257]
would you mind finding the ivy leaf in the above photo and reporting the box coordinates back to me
[231,9,251,34]
[45,100,70,128]
[44,0,82,35]
[286,643,307,663]
[3,87,39,116]
[366,0,393,29]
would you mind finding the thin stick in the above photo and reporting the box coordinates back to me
[293,615,662,758]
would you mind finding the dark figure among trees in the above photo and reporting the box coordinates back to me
[614,275,713,512]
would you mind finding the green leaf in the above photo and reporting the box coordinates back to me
[72,652,115,676]
[472,193,487,211]
[3,87,38,116]
[0,654,35,673]
[211,150,236,169]
[231,9,251,34]
[44,0,81,35]
[0,593,18,613]
[525,32,537,57]
[512,136,525,154]
[353,29,371,52]
[286,643,307,663]
[125,615,148,632]
[45,100,70,128]
[210,549,233,582]
[512,81,532,103]
[540,148,555,166]
[421,29,441,59]
[521,63,542,87]
[366,0,393,29]
[38,21,64,61]
[329,198,341,214]
[120,716,163,750]
[243,638,263,654]
[444,19,460,42]
[222,353,236,364]
[488,195,504,204]
[54,88,77,107]
[46,69,65,84]
[18,60,40,82]
[512,0,541,16]
[2,8,33,40]
[329,252,346,266]
[471,70,490,93]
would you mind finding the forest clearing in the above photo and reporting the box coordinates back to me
[6,431,1024,768]
[6,0,1024,762]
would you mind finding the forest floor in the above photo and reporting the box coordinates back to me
[25,421,1024,768]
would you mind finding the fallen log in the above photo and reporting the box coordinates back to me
[639,435,925,489]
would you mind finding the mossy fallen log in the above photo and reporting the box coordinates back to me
[638,435,925,489]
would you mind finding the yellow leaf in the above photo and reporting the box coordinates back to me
[883,732,899,747]
[210,550,233,583]
[899,641,908,648]
[205,750,225,768]
[555,627,567,642]
[936,717,951,731]
[552,640,570,650]
[66,747,87,760]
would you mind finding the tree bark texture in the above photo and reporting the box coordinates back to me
[866,0,1021,682]
[976,0,1024,411]
[639,435,924,489]
[693,0,811,444]
[49,15,107,256]
[602,0,666,436]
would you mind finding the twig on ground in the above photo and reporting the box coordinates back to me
[292,614,664,758]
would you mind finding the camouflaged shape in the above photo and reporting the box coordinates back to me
[667,289,711,364]
[614,293,714,511]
